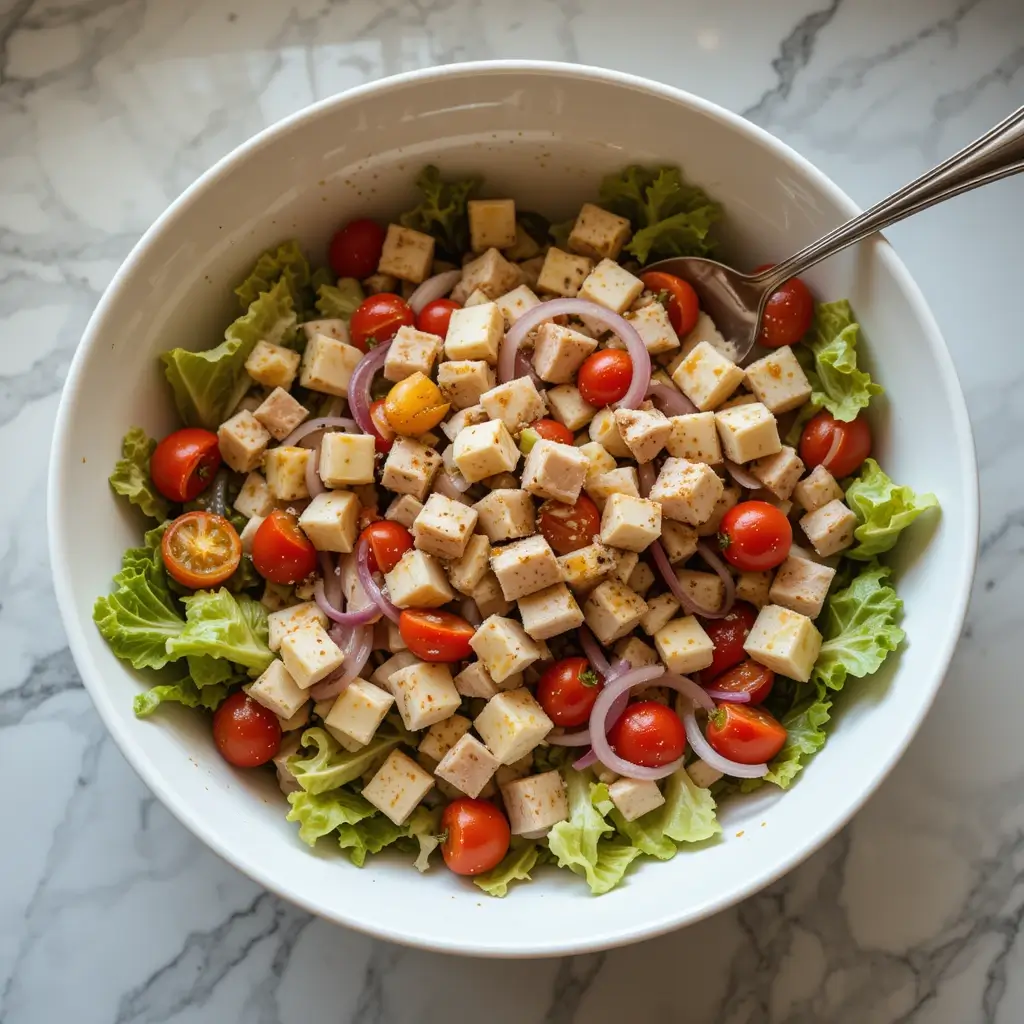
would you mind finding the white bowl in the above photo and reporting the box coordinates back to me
[48,61,978,957]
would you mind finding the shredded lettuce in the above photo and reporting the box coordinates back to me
[132,671,230,718]
[187,654,244,689]
[161,278,298,429]
[474,840,541,897]
[405,806,444,873]
[286,788,377,846]
[844,458,939,560]
[337,815,407,867]
[108,428,169,521]
[804,300,882,422]
[164,589,273,674]
[288,724,410,795]
[762,684,832,788]
[315,279,364,320]
[399,165,481,259]
[234,240,317,316]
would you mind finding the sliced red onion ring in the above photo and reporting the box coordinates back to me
[579,624,612,677]
[661,671,716,713]
[695,540,737,617]
[280,415,361,448]
[305,446,326,499]
[649,539,736,620]
[355,537,401,623]
[318,552,342,608]
[702,685,752,703]
[313,577,380,627]
[646,379,697,416]
[724,459,763,490]
[407,269,462,314]
[513,348,543,388]
[548,728,594,747]
[347,340,392,435]
[311,624,374,700]
[821,429,843,471]
[682,707,767,779]
[497,298,651,408]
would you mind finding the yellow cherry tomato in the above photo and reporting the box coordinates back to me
[383,372,450,436]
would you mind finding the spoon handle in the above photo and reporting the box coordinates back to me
[755,104,1024,292]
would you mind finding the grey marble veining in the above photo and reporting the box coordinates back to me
[2,0,1023,1021]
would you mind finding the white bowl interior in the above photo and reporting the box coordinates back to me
[49,64,976,956]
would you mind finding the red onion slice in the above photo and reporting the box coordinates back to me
[355,538,401,623]
[318,552,342,608]
[821,429,843,471]
[280,415,361,448]
[646,379,697,416]
[661,671,716,713]
[548,728,594,747]
[313,577,380,627]
[682,707,768,779]
[347,340,392,435]
[311,624,374,700]
[724,459,763,490]
[702,685,751,703]
[570,688,629,769]
[305,447,326,499]
[695,540,737,618]
[579,624,612,677]
[497,298,651,408]
[649,539,736,620]
[407,269,462,314]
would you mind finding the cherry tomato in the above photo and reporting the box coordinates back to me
[607,701,686,768]
[161,511,241,589]
[799,410,872,479]
[328,218,385,280]
[441,798,511,876]
[537,657,603,727]
[530,418,575,445]
[252,510,317,584]
[577,349,633,407]
[399,610,475,662]
[640,271,701,336]
[701,603,758,681]
[416,298,461,338]
[212,691,282,768]
[719,500,792,572]
[752,264,814,347]
[361,521,413,574]
[707,660,775,705]
[150,428,222,503]
[368,398,395,453]
[349,293,415,352]
[537,494,601,555]
[706,702,787,764]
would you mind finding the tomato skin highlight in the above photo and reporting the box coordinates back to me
[399,610,475,662]
[799,410,872,479]
[441,798,511,876]
[577,349,633,407]
[161,511,242,589]
[416,298,461,338]
[213,691,282,768]
[252,510,317,584]
[701,603,757,681]
[361,521,413,574]
[752,264,814,347]
[607,702,686,768]
[537,657,603,727]
[349,293,415,352]
[329,218,385,280]
[151,428,222,502]
[706,702,787,764]
[640,271,701,336]
[719,500,792,572]
[530,418,575,446]
[537,494,601,555]
[707,660,775,705]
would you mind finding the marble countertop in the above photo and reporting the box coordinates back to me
[3,0,1023,1020]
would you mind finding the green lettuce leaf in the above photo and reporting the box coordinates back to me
[844,458,939,560]
[474,840,541,897]
[108,428,168,521]
[338,815,407,867]
[132,671,230,718]
[164,589,273,673]
[763,684,832,788]
[315,279,364,320]
[187,654,244,689]
[234,240,315,314]
[399,165,481,259]
[405,806,444,873]
[804,300,882,421]
[161,278,298,429]
[812,563,905,691]
[288,724,410,795]
[285,788,377,846]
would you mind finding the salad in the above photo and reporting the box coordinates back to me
[95,164,937,896]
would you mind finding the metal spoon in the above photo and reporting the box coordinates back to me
[646,104,1024,363]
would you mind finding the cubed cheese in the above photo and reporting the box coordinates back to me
[600,493,662,552]
[536,247,593,297]
[653,616,715,674]
[453,419,519,483]
[624,302,680,356]
[418,713,472,761]
[253,387,308,441]
[614,636,659,668]
[300,333,364,396]
[362,273,397,295]
[245,339,302,390]
[614,407,671,464]
[455,248,521,301]
[715,403,782,464]
[578,259,644,314]
[501,770,569,835]
[736,570,774,608]
[381,438,443,500]
[362,749,434,825]
[385,548,453,608]
[521,439,589,504]
[687,760,723,789]
[675,569,726,615]
[468,198,517,251]
[475,688,554,764]
[218,410,271,473]
[378,223,435,283]
[371,651,418,693]
[678,311,733,359]
[446,533,492,594]
[454,661,501,699]
[412,492,478,560]
[480,377,548,435]
[390,661,461,731]
[263,445,312,501]
[611,549,640,584]
[583,579,648,644]
[627,561,655,597]
[800,498,857,557]
[744,604,822,682]
[671,341,745,411]
[751,445,804,500]
[384,325,443,382]
[586,468,641,513]
[568,202,632,260]
[666,412,723,464]
[641,592,681,636]
[744,345,812,414]
[385,494,424,529]
[588,407,631,458]
[301,318,348,343]
[313,431,373,488]
[435,734,500,798]
[696,483,740,538]
[579,440,617,482]
[325,678,395,746]
[495,284,541,327]
[505,223,542,261]
[471,571,513,618]
[793,465,844,513]
[546,385,597,431]
[469,615,543,683]
[532,322,598,384]
[443,302,504,363]
[279,621,344,688]
[239,514,264,554]
[474,489,536,542]
[234,471,275,518]
[489,534,562,601]
[557,541,616,591]
[649,457,725,525]
[248,659,308,719]
[517,582,584,640]
[298,491,360,553]
[661,520,699,563]
[769,554,836,619]
[608,777,665,822]
[437,359,495,410]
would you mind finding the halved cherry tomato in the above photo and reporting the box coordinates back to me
[252,510,317,584]
[213,691,282,768]
[799,410,872,479]
[441,798,511,876]
[706,702,787,764]
[577,349,633,407]
[383,372,450,435]
[608,701,686,768]
[530,418,575,445]
[368,398,395,453]
[537,657,603,727]
[358,506,383,531]
[416,298,461,338]
[752,264,814,347]
[399,610,475,662]
[707,660,775,705]
[719,500,792,572]
[150,428,222,503]
[537,493,601,555]
[701,603,757,681]
[328,218,385,280]
[361,521,413,574]
[640,271,701,336]
[161,511,241,589]
[349,293,415,352]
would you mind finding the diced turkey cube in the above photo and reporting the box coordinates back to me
[418,713,472,761]
[546,385,597,431]
[435,734,500,798]
[623,302,680,356]
[248,659,308,719]
[600,493,661,552]
[318,432,375,487]
[480,377,547,435]
[362,749,434,825]
[279,621,344,688]
[769,554,836,619]
[587,469,641,516]
[469,615,543,683]
[676,569,726,615]
[578,259,644,314]
[474,489,536,542]
[614,406,671,464]
[235,471,275,518]
[557,541,616,591]
[517,582,584,641]
[454,661,501,699]
[627,561,655,597]
[793,465,844,513]
[614,636,659,668]
[412,492,478,560]
[736,570,774,608]
[744,604,822,682]
[455,248,521,301]
[641,592,680,636]
[475,688,554,764]
[489,534,562,601]
[800,498,857,557]
[471,571,513,618]
[385,548,453,608]
[686,760,723,789]
[715,402,782,464]
[752,446,804,500]
[300,333,363,396]
[671,341,745,411]
[583,579,648,644]
[568,202,632,260]
[609,777,665,822]
[660,520,699,563]
[501,770,569,835]
[390,661,461,731]
[277,703,311,734]
[649,457,724,525]
[495,284,541,327]
[381,438,443,500]
[218,410,271,473]
[446,533,492,594]
[587,407,631,458]
[437,359,495,409]
[453,419,519,483]
[298,491,360,552]
[302,319,348,343]
[744,345,812,414]
[536,247,594,297]
[610,549,639,584]
[384,325,443,382]
[696,483,741,538]
[579,440,617,482]
[253,387,308,441]
[468,198,517,251]
[385,494,424,529]
[654,616,714,674]
[532,322,598,384]
[666,412,723,464]
[264,445,312,501]
[378,224,435,283]
[325,679,395,747]
[371,651,418,693]
[521,439,589,504]
[244,339,301,390]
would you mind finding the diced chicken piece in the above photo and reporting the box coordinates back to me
[557,541,616,592]
[453,419,519,483]
[437,359,495,410]
[641,592,681,636]
[490,534,562,601]
[302,319,348,343]
[599,493,662,552]
[613,406,671,464]
[578,440,617,482]
[744,604,822,683]
[800,498,857,557]
[475,689,554,764]
[610,548,640,584]
[744,345,813,414]
[501,770,569,835]
[298,491,359,553]
[454,661,501,699]
[532,322,598,384]
[536,247,593,298]
[471,571,513,618]
[695,483,741,538]
[279,621,345,689]
[769,554,836,619]
[325,679,395,747]
[469,615,543,683]
[480,377,547,435]
[390,661,461,731]
[660,520,699,564]
[793,465,844,513]
[649,457,725,525]
[411,492,478,560]
[715,402,782,464]
[474,489,536,543]
[627,561,655,597]
[385,548,453,608]
[678,311,733,360]
[378,224,435,283]
[546,385,597,431]
[218,410,270,473]
[418,713,472,761]
[385,494,424,529]
[505,223,542,261]
[583,579,648,644]
[300,333,363,396]
[578,259,644,314]
[495,284,541,327]
[435,734,500,798]
[245,339,302,390]
[318,432,376,487]
[277,703,311,733]
[609,777,665,822]
[264,445,312,501]
[654,616,715,674]
[371,650,418,693]
[752,446,805,500]
[253,387,308,441]
[521,439,589,504]
[441,404,490,441]
[517,582,584,641]
[676,569,726,614]
[362,750,434,825]
[384,325,443,382]
[736,570,774,608]
[234,471,275,518]
[248,659,308,720]
[568,202,632,260]
[455,248,521,302]
[666,412,723,464]
[588,407,631,458]
[717,391,759,411]
[614,636,659,668]
[468,198,517,251]
[444,534,491,596]
[623,302,680,356]
[687,760,723,789]
[586,467,640,513]
[671,341,745,411]
[381,438,443,500]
